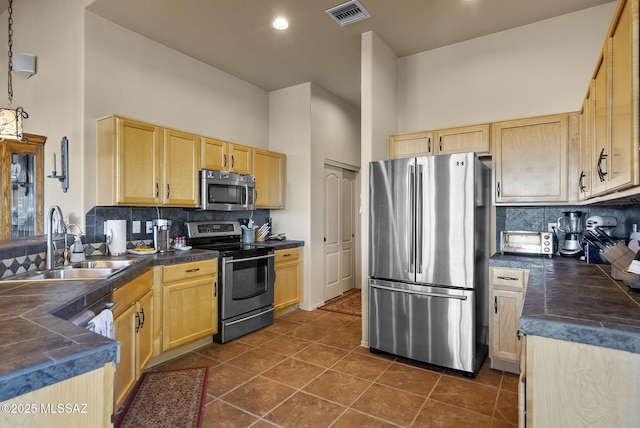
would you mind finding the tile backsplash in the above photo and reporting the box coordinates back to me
[0,207,270,278]
[495,204,640,249]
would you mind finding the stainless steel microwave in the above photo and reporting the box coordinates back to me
[199,169,255,211]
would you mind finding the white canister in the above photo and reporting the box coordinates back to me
[105,219,127,255]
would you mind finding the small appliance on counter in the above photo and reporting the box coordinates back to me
[105,219,127,255]
[585,215,617,235]
[500,231,556,257]
[557,211,583,257]
[153,218,172,252]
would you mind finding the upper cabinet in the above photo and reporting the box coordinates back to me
[162,129,200,206]
[583,0,639,200]
[254,149,286,209]
[97,116,199,207]
[201,137,253,174]
[435,124,490,155]
[389,124,490,159]
[493,113,571,204]
[389,131,433,158]
[0,133,46,239]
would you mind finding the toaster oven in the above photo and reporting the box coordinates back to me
[500,231,556,257]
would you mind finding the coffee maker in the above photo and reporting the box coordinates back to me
[557,211,583,257]
[153,219,172,252]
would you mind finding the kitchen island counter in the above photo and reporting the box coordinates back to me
[0,249,217,402]
[489,254,640,353]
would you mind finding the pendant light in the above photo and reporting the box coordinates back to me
[0,0,28,141]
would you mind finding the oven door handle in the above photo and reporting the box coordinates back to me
[224,253,275,264]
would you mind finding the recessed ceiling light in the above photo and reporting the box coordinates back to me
[273,17,289,30]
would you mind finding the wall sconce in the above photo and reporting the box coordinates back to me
[48,136,69,193]
[12,53,36,79]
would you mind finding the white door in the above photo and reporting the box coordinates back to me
[324,164,356,301]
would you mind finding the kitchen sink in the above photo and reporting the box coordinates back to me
[67,259,139,270]
[2,268,118,282]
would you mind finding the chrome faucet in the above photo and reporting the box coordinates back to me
[46,205,66,270]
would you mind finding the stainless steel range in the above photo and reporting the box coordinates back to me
[186,221,275,343]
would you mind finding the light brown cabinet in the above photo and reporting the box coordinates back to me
[523,335,640,427]
[113,269,154,409]
[0,133,45,239]
[254,149,286,209]
[589,0,639,198]
[201,136,253,174]
[489,267,528,374]
[493,113,570,204]
[97,116,200,207]
[274,247,303,311]
[389,124,490,159]
[161,259,217,352]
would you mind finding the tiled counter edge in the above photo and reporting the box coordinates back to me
[489,254,640,355]
[0,249,218,402]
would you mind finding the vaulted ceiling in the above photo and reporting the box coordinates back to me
[85,0,613,107]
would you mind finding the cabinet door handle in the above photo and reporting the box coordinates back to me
[494,296,498,314]
[579,171,586,193]
[439,136,442,152]
[155,182,159,198]
[427,137,431,153]
[223,154,227,168]
[186,268,200,273]
[496,181,501,198]
[166,184,170,199]
[139,308,145,328]
[597,148,607,182]
[282,253,292,257]
[135,312,141,333]
[231,155,235,168]
[497,275,518,281]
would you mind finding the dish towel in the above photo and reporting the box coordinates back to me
[88,309,114,339]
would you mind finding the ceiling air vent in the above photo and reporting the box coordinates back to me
[325,0,371,27]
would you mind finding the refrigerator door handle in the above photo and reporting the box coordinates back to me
[416,162,424,274]
[409,164,416,274]
[370,283,468,301]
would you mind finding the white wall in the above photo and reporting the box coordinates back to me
[398,3,617,132]
[360,31,399,345]
[269,83,313,307]
[309,84,360,308]
[1,0,86,224]
[269,83,360,310]
[1,1,270,228]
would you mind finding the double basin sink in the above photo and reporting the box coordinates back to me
[2,259,140,282]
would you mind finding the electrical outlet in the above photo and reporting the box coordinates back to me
[132,221,141,234]
[146,221,153,234]
[548,222,556,232]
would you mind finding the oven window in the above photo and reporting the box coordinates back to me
[231,258,268,300]
[207,183,246,205]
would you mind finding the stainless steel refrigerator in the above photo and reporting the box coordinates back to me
[369,152,490,376]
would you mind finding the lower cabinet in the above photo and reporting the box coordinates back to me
[0,363,115,428]
[274,247,303,311]
[489,267,529,374]
[523,335,640,427]
[162,259,218,352]
[113,270,154,410]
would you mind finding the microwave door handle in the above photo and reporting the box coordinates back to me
[243,184,249,208]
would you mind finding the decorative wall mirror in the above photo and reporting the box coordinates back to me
[1,133,46,239]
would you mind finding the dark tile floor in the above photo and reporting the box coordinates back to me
[154,309,519,427]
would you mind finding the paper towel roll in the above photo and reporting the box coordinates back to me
[105,219,127,255]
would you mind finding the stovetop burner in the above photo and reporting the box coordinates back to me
[185,221,271,257]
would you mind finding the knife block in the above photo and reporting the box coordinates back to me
[601,243,636,279]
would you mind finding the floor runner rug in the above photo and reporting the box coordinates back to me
[319,288,361,316]
[116,367,208,428]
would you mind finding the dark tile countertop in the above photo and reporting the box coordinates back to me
[0,249,217,402]
[489,254,640,354]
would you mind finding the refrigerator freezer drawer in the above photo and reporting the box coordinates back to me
[369,279,480,374]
